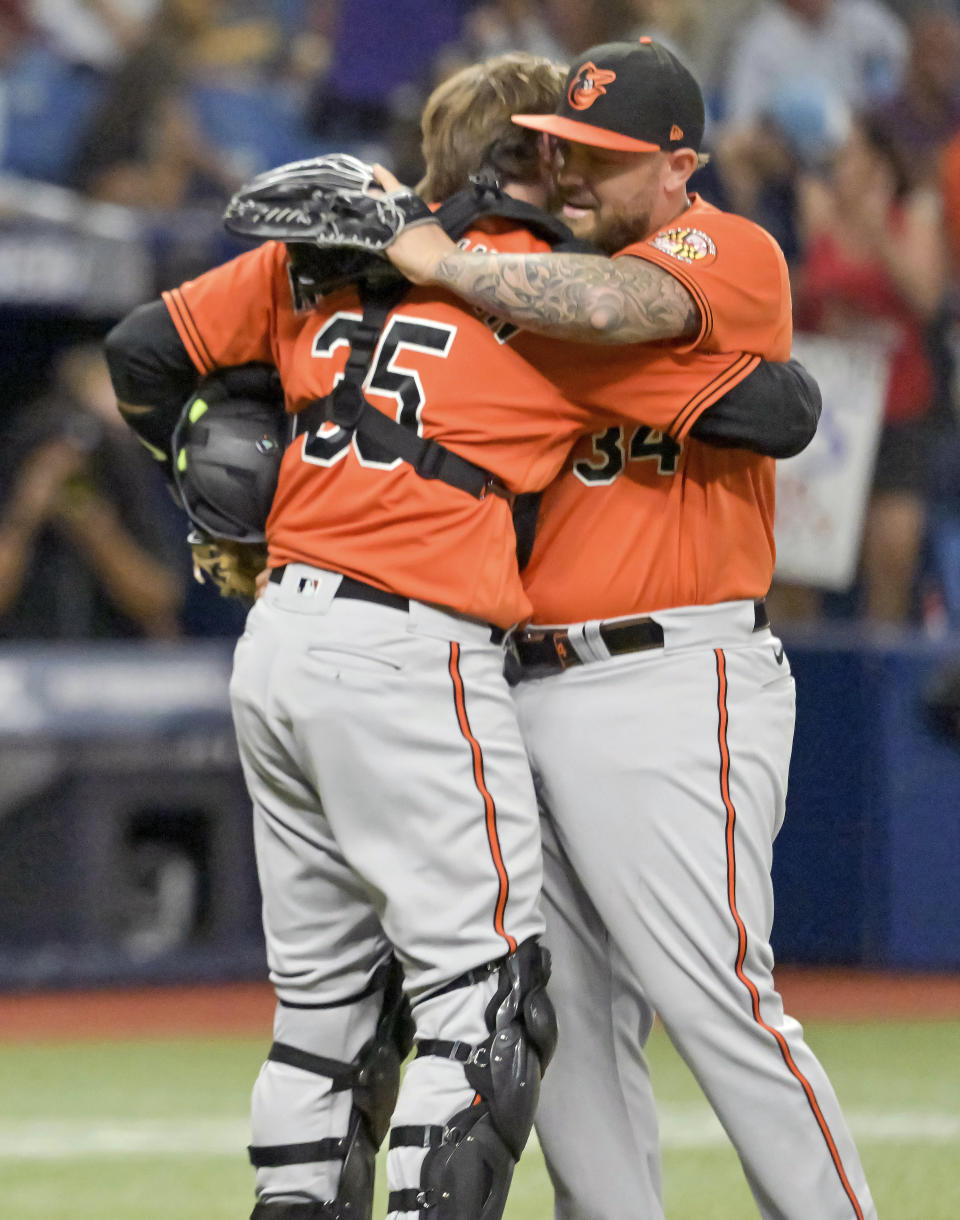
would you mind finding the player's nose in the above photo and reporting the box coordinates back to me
[554,151,590,194]
[554,167,587,202]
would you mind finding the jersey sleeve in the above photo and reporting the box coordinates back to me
[517,334,760,441]
[161,241,288,375]
[614,206,793,360]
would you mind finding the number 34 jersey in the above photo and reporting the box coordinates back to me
[519,194,793,625]
[162,218,772,629]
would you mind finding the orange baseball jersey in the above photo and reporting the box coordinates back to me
[519,194,793,624]
[162,218,765,629]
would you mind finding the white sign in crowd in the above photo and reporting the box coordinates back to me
[774,332,892,591]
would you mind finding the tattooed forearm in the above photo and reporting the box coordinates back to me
[432,251,700,344]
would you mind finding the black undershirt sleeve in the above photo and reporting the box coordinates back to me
[690,358,822,459]
[103,299,202,466]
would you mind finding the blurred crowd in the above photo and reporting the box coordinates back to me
[2,0,960,639]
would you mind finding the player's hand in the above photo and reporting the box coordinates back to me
[12,438,88,524]
[255,566,270,600]
[371,164,457,285]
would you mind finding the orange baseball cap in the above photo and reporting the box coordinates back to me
[513,39,705,154]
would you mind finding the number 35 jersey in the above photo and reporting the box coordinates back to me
[519,195,793,625]
[162,220,769,629]
[164,230,594,628]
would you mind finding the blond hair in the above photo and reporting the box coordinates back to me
[418,52,566,202]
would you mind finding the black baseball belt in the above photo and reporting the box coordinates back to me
[268,566,506,644]
[270,565,408,610]
[510,599,770,680]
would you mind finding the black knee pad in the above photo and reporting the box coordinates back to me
[392,938,557,1220]
[390,1102,515,1220]
[467,936,557,1158]
[250,957,413,1220]
[353,954,416,1149]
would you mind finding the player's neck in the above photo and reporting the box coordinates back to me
[649,192,694,238]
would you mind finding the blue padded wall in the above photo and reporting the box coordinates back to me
[772,628,960,968]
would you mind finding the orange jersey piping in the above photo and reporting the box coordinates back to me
[669,352,761,439]
[660,257,715,345]
[162,287,216,375]
[619,248,715,347]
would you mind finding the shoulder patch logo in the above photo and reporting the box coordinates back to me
[650,226,717,265]
[568,63,617,111]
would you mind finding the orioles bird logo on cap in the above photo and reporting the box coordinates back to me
[568,62,617,111]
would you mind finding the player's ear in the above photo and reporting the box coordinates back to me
[543,134,567,176]
[664,148,699,190]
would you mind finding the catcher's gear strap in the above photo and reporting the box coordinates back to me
[415,1038,488,1067]
[390,1125,446,1149]
[511,492,541,571]
[413,961,500,1006]
[251,1202,341,1219]
[266,1042,358,1091]
[434,172,589,252]
[250,1138,348,1169]
[295,282,516,508]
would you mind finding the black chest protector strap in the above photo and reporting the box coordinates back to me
[295,178,582,537]
[435,171,590,251]
[296,275,515,506]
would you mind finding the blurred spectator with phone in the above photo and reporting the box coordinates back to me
[0,345,186,638]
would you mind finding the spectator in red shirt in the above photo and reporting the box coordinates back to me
[793,113,947,622]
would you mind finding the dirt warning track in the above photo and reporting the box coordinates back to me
[1,968,959,1042]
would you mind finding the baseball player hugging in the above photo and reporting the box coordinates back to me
[104,40,844,1220]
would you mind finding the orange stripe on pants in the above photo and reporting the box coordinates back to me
[715,648,865,1220]
[449,642,516,954]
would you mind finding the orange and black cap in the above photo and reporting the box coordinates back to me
[512,39,704,154]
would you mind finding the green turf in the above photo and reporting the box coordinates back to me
[2,1020,958,1218]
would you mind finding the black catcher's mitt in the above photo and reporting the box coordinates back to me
[224,152,436,252]
[224,153,378,242]
[286,186,436,252]
[244,152,377,194]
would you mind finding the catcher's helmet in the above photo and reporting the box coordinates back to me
[172,369,286,544]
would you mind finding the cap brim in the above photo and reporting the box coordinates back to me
[512,113,661,154]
